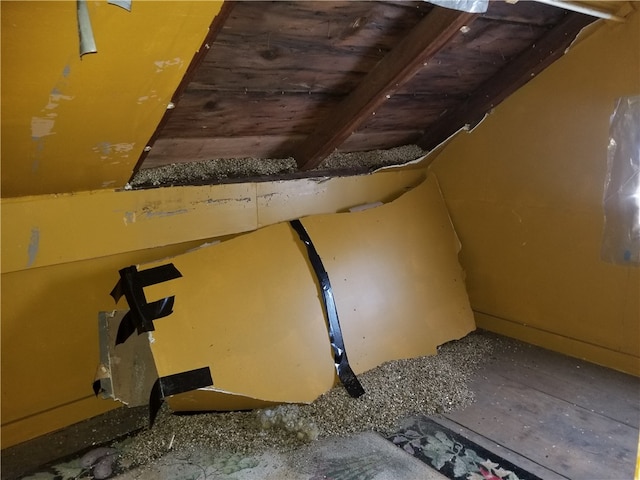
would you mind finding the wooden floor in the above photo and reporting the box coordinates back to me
[437,335,640,480]
[2,333,638,479]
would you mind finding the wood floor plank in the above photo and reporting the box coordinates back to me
[445,364,638,479]
[486,337,640,427]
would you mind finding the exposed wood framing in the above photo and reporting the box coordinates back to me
[293,7,478,171]
[130,1,236,180]
[417,11,595,151]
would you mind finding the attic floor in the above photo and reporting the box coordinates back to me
[4,333,638,479]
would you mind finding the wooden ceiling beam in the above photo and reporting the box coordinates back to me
[293,7,478,171]
[417,11,595,152]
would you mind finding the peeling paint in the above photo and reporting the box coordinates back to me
[137,90,160,104]
[102,180,117,188]
[154,57,183,73]
[113,142,135,153]
[95,141,111,155]
[30,87,75,149]
[45,91,74,110]
[27,227,40,267]
[31,138,46,172]
[31,116,56,138]
[143,208,189,219]
[93,142,135,158]
[123,211,136,225]
[200,197,253,205]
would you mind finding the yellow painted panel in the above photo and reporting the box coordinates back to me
[148,221,336,404]
[1,171,428,274]
[256,170,426,226]
[1,183,257,274]
[127,176,474,410]
[302,176,473,374]
[445,200,639,356]
[0,239,209,447]
[1,1,223,197]
[1,396,117,450]
[430,9,640,373]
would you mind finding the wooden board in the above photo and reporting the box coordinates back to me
[158,91,339,138]
[141,0,578,172]
[443,334,640,480]
[194,1,431,94]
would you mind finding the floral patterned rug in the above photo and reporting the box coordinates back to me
[386,416,542,480]
[19,416,540,480]
[20,431,442,480]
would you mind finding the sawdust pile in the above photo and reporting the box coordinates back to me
[130,145,426,187]
[116,331,495,469]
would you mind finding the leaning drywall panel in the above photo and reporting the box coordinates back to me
[113,175,474,410]
[302,176,471,375]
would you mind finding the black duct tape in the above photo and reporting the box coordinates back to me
[110,264,182,345]
[92,379,103,397]
[149,367,214,426]
[289,219,365,398]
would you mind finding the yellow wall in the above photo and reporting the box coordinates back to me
[430,10,640,374]
[1,1,223,197]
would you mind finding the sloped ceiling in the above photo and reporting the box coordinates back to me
[1,1,632,197]
[0,1,224,198]
[139,1,589,176]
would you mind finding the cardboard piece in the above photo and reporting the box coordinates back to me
[95,311,158,407]
[100,175,475,411]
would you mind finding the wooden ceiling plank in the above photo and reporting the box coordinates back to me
[131,1,236,179]
[293,7,478,171]
[417,11,595,151]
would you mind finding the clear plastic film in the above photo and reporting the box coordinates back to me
[424,0,488,13]
[601,96,640,265]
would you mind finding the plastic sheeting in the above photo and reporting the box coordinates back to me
[424,0,488,13]
[602,96,640,265]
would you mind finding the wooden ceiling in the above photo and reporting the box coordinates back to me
[133,1,597,187]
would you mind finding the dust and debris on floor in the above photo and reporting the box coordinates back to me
[115,331,495,467]
[129,145,426,188]
[19,332,501,479]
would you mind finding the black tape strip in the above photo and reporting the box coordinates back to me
[110,264,182,345]
[289,219,365,398]
[92,380,103,396]
[149,367,213,426]
[110,264,182,302]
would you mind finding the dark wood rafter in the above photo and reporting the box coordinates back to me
[417,11,595,151]
[292,7,478,171]
[129,1,236,180]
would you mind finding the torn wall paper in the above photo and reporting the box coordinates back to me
[99,175,475,414]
